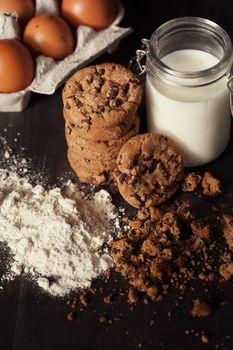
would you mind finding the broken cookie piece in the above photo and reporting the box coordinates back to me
[128,287,139,303]
[219,262,233,280]
[222,215,233,250]
[191,299,213,317]
[190,220,212,242]
[181,172,202,192]
[202,172,221,196]
[176,201,195,222]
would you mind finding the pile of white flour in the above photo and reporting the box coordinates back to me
[0,168,117,297]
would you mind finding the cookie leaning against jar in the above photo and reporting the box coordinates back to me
[114,133,184,208]
[62,62,142,129]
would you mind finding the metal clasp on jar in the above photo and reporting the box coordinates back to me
[227,69,233,116]
[129,39,149,78]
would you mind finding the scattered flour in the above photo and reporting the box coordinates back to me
[0,168,118,297]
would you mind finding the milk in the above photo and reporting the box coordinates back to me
[146,49,231,166]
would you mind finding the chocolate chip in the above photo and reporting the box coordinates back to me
[86,74,93,84]
[129,78,139,85]
[76,100,83,108]
[66,125,72,135]
[148,159,157,173]
[137,165,147,176]
[109,81,118,88]
[93,78,104,88]
[114,98,123,107]
[107,88,118,99]
[119,173,127,184]
[100,171,108,182]
[74,81,83,92]
[145,220,154,231]
[97,68,105,75]
[97,78,104,86]
[109,182,118,194]
[90,87,101,95]
[132,83,139,89]
[144,156,153,161]
[111,65,116,70]
[80,118,91,125]
[96,105,105,113]
[68,95,76,101]
[129,155,139,169]
[65,102,71,110]
[122,83,129,94]
[114,169,121,177]
[133,193,143,206]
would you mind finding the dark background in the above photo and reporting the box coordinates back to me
[0,0,233,349]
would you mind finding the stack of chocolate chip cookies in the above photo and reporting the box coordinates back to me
[62,63,142,185]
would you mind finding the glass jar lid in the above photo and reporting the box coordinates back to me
[135,17,233,87]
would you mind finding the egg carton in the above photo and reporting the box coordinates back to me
[0,0,132,112]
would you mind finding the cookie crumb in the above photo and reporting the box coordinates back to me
[219,263,233,280]
[201,334,209,344]
[70,299,77,309]
[222,215,233,250]
[99,315,108,323]
[67,312,77,321]
[88,287,96,294]
[104,268,113,280]
[176,201,194,222]
[113,316,121,322]
[190,220,212,242]
[191,299,213,317]
[181,172,202,192]
[103,294,113,304]
[79,293,88,306]
[149,320,155,327]
[202,172,221,196]
[109,182,119,194]
[128,287,139,304]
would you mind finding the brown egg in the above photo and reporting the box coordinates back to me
[0,39,34,93]
[0,0,35,26]
[61,0,117,30]
[23,15,75,60]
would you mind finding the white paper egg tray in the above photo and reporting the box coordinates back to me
[0,0,132,112]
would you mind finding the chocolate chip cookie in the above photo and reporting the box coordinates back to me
[62,63,142,129]
[67,149,113,185]
[64,109,135,142]
[114,133,183,208]
[66,116,140,160]
[69,146,116,171]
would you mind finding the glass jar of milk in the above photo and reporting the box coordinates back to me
[145,17,233,166]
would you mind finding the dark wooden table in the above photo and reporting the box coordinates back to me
[0,0,233,349]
